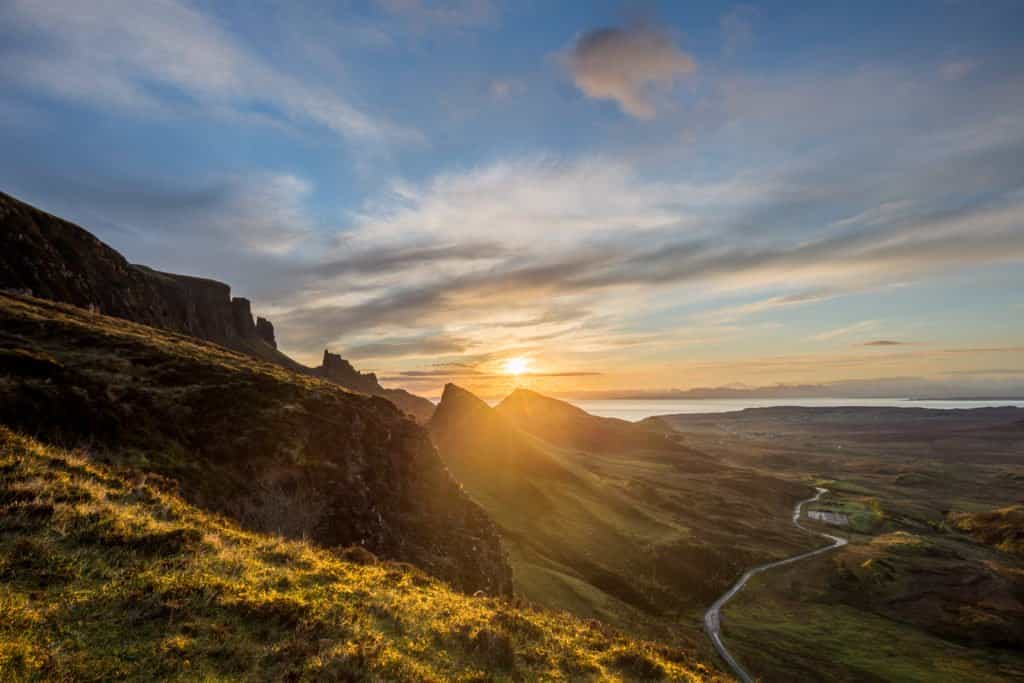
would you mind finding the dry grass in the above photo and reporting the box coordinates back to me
[0,428,727,682]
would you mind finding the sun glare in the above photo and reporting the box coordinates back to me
[503,356,530,376]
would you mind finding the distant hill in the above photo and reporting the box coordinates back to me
[0,191,434,422]
[0,292,506,595]
[429,383,812,646]
[497,387,680,454]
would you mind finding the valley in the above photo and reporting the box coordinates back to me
[428,384,816,655]
[655,408,1024,681]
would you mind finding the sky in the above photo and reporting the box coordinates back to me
[2,0,1023,399]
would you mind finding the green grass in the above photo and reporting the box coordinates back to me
[947,505,1024,556]
[0,428,727,682]
[722,568,1024,683]
[429,386,813,649]
[0,291,513,598]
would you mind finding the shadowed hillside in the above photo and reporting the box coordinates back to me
[0,428,729,682]
[0,292,506,595]
[0,191,434,423]
[429,384,813,648]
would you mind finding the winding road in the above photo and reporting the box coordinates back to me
[703,487,848,683]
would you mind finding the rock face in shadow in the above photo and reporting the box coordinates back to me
[319,350,381,394]
[0,192,287,364]
[0,293,512,597]
[0,191,435,421]
[316,350,436,423]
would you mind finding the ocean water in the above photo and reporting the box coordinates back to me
[566,398,1024,422]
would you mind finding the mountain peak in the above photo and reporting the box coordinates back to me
[498,386,590,419]
[432,383,493,426]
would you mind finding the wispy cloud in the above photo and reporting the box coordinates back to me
[345,334,470,359]
[0,0,418,143]
[812,320,879,342]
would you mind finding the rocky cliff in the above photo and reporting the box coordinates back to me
[0,192,283,360]
[317,350,435,423]
[0,292,513,596]
[0,191,434,421]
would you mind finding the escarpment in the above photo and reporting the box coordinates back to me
[0,192,279,357]
[0,191,435,422]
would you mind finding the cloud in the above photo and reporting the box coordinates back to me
[489,79,526,101]
[944,368,1024,376]
[273,138,1024,358]
[700,290,835,325]
[23,171,314,256]
[941,59,981,81]
[309,242,504,278]
[562,25,696,119]
[812,320,879,342]
[0,0,417,143]
[345,334,470,359]
[862,340,910,346]
[350,156,705,246]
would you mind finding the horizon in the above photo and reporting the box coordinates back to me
[2,0,1023,400]
[426,381,1024,406]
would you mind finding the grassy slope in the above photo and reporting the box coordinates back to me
[0,428,729,682]
[0,292,510,595]
[429,386,813,652]
[723,568,1024,683]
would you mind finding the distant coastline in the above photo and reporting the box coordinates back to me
[562,397,1024,422]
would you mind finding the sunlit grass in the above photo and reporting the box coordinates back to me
[0,427,726,682]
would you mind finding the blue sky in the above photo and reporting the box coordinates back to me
[2,0,1022,397]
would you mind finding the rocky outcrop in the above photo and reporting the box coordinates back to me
[255,316,276,348]
[316,350,436,423]
[0,293,513,596]
[320,350,381,394]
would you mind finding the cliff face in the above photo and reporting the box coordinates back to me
[0,293,512,596]
[0,191,434,421]
[0,192,277,357]
[319,350,381,394]
[316,350,436,423]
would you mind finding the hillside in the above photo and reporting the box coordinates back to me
[0,191,434,423]
[497,388,677,454]
[429,384,813,647]
[0,428,728,682]
[0,292,505,595]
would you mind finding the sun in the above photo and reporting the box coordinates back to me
[502,356,530,376]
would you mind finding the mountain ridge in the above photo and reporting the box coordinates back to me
[0,190,434,422]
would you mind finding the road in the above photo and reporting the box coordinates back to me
[703,487,848,683]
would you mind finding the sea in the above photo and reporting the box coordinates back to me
[565,398,1024,422]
